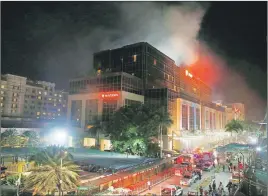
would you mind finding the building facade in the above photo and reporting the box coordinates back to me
[225,103,245,122]
[0,74,68,122]
[68,72,144,130]
[68,42,230,150]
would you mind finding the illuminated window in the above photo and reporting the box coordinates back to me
[13,93,17,97]
[54,94,57,97]
[1,97,3,100]
[43,112,46,115]
[13,98,17,102]
[44,92,47,95]
[48,98,52,101]
[0,103,3,107]
[59,99,62,102]
[57,108,61,112]
[59,95,62,97]
[133,55,137,62]
[54,103,57,106]
[154,59,156,65]
[38,91,42,94]
[97,69,101,75]
[38,96,42,100]
[1,85,4,89]
[12,104,16,108]
[37,112,40,115]
[37,116,40,119]
[0,91,3,95]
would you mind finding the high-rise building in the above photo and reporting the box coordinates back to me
[0,74,68,122]
[68,42,229,150]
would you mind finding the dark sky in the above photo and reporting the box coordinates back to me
[1,2,267,119]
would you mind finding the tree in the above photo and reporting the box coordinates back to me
[22,131,40,147]
[25,147,80,195]
[0,129,26,147]
[225,119,244,136]
[106,104,173,157]
[87,118,106,146]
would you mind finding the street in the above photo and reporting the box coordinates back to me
[141,168,232,195]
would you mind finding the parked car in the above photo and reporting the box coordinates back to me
[191,173,199,183]
[187,190,198,196]
[180,174,194,186]
[161,185,183,196]
[203,162,213,171]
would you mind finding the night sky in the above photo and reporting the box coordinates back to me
[1,2,267,120]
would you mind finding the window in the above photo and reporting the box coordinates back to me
[59,94,62,97]
[44,92,47,95]
[38,91,42,94]
[54,94,57,97]
[154,59,157,65]
[205,111,209,129]
[124,99,142,106]
[0,91,3,95]
[57,109,61,112]
[13,93,17,97]
[0,103,3,107]
[189,106,195,130]
[37,112,40,115]
[102,100,117,121]
[1,85,4,89]
[49,98,52,101]
[133,55,137,62]
[196,108,200,130]
[13,98,17,102]
[182,104,188,130]
[38,96,42,100]
[210,112,213,130]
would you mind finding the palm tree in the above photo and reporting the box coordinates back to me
[0,129,25,147]
[25,147,80,196]
[87,119,106,146]
[225,119,244,136]
[22,131,40,147]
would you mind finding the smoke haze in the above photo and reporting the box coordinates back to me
[2,2,266,120]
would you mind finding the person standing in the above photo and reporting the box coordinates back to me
[199,186,203,196]
[209,184,213,195]
[147,180,151,190]
[226,181,232,194]
[212,180,216,191]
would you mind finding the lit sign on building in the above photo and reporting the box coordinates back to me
[185,70,193,78]
[99,92,120,100]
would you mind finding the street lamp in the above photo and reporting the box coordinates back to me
[256,147,262,152]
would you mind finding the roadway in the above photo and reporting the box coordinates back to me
[141,168,232,195]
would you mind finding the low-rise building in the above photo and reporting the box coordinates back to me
[0,74,68,122]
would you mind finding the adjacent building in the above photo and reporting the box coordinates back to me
[0,74,68,124]
[225,103,245,122]
[68,42,234,150]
